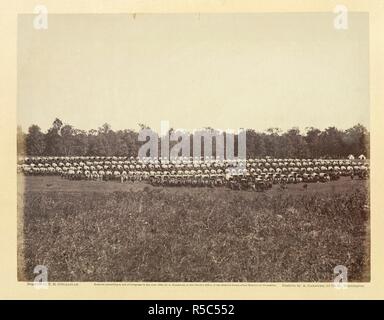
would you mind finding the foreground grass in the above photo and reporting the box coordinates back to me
[21,186,369,282]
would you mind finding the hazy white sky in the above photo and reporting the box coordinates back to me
[18,13,369,133]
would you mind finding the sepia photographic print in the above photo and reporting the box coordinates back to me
[15,9,371,286]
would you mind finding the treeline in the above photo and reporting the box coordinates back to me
[17,118,369,159]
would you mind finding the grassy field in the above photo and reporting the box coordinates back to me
[18,175,370,282]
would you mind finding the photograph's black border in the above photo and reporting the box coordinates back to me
[1,300,381,319]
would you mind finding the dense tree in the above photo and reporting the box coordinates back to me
[344,124,369,156]
[60,125,75,156]
[25,125,46,156]
[305,127,321,158]
[45,128,62,155]
[19,118,370,159]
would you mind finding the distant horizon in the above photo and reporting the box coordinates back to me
[17,120,369,135]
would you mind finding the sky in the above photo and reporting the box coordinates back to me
[17,13,369,133]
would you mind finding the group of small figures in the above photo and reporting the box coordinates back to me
[18,155,369,191]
